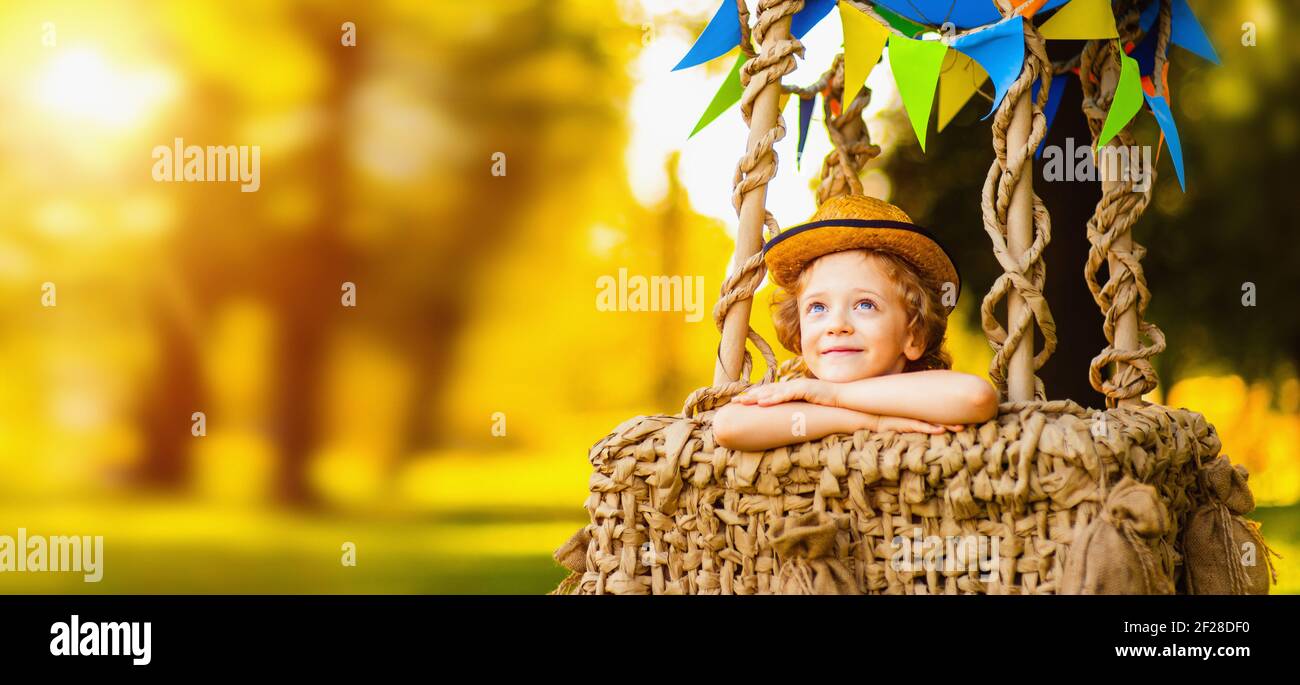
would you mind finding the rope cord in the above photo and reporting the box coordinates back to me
[979,15,1057,402]
[1078,0,1167,407]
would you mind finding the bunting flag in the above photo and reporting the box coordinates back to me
[672,1,742,72]
[1033,75,1068,159]
[1143,90,1185,191]
[1130,23,1159,75]
[951,16,1025,118]
[1140,0,1219,64]
[797,93,817,169]
[873,4,927,37]
[1039,0,1119,40]
[689,53,746,138]
[936,51,988,133]
[888,34,948,151]
[872,0,1070,30]
[791,0,837,40]
[841,1,890,102]
[1095,53,1143,150]
[673,0,836,72]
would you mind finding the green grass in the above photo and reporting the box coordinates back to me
[0,500,580,594]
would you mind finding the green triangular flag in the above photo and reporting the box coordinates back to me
[690,52,747,138]
[874,5,927,38]
[1095,52,1142,150]
[888,35,947,151]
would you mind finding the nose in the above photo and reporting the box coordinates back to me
[827,305,853,335]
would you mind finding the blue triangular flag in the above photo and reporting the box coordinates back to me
[1139,0,1219,65]
[674,0,838,72]
[1130,22,1159,75]
[872,0,1070,30]
[1033,75,1068,160]
[673,1,742,71]
[951,16,1025,119]
[1144,92,1185,191]
[797,94,816,170]
[791,0,836,39]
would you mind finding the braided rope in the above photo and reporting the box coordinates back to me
[979,18,1057,402]
[817,55,881,204]
[1078,2,1168,408]
[685,0,805,415]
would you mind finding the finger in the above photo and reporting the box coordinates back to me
[946,424,964,432]
[914,420,945,434]
[895,419,941,433]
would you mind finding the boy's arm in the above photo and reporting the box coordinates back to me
[733,370,999,426]
[712,400,944,452]
[829,370,999,425]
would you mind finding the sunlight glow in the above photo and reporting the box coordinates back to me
[35,48,177,129]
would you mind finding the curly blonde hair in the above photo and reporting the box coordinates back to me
[770,249,952,374]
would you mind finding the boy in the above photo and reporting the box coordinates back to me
[713,195,998,451]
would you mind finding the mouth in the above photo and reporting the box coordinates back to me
[820,347,863,356]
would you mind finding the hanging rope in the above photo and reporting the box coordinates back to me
[782,54,881,204]
[818,55,881,203]
[1078,1,1168,408]
[979,17,1057,402]
[684,0,805,417]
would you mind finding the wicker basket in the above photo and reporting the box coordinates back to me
[552,395,1279,595]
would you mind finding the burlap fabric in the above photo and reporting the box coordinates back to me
[1182,455,1280,594]
[550,398,1269,595]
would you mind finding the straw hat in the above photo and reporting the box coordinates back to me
[762,194,961,307]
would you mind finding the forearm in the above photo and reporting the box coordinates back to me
[713,401,867,452]
[830,370,998,425]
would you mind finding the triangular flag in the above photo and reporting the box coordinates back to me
[1129,23,1159,75]
[1019,0,1049,19]
[873,4,927,37]
[1144,92,1184,191]
[936,51,988,132]
[888,35,948,151]
[872,0,1070,30]
[951,15,1025,118]
[1139,0,1220,65]
[797,94,817,169]
[792,0,837,39]
[673,1,742,71]
[1095,53,1143,150]
[1033,75,1068,159]
[1039,0,1119,40]
[689,53,746,138]
[840,1,890,102]
[674,0,840,72]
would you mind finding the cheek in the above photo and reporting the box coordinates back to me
[799,317,821,349]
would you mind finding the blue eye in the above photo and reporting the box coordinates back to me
[808,302,825,314]
[855,300,876,311]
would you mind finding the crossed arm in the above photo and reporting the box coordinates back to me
[711,370,999,452]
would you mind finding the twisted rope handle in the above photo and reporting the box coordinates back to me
[816,55,881,203]
[687,0,804,416]
[979,14,1057,402]
[1078,1,1168,408]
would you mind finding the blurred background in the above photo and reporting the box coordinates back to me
[0,0,1295,593]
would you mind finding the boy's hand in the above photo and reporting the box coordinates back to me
[733,378,838,407]
[869,414,962,434]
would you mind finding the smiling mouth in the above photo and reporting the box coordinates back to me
[821,348,862,356]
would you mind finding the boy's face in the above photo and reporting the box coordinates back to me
[797,250,923,382]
